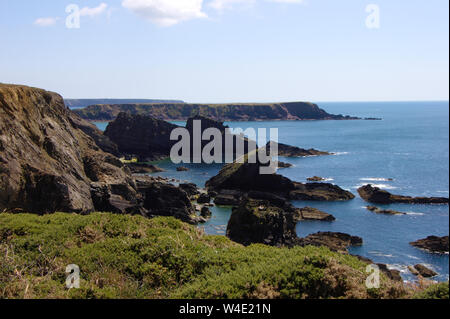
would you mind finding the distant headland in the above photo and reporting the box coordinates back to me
[72,101,366,122]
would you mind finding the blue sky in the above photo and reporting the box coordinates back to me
[0,0,448,102]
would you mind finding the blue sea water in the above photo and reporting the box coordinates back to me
[94,101,449,282]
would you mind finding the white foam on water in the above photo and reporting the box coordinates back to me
[369,251,395,258]
[333,152,349,156]
[360,177,393,182]
[352,183,398,190]
[405,212,425,216]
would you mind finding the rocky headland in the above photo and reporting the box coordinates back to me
[266,142,331,157]
[0,84,203,224]
[74,101,360,122]
[358,184,449,204]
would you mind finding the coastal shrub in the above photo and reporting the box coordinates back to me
[0,212,416,299]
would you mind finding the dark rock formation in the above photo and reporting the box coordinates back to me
[177,166,190,172]
[410,236,449,254]
[226,197,299,247]
[200,206,212,219]
[125,162,164,174]
[296,207,336,221]
[74,101,360,122]
[276,161,293,169]
[137,180,198,224]
[307,176,326,182]
[375,264,402,282]
[104,112,179,161]
[214,190,243,206]
[206,154,354,202]
[197,193,211,204]
[289,183,355,201]
[297,232,363,254]
[266,142,331,157]
[179,183,200,198]
[0,84,137,215]
[358,185,449,204]
[409,264,438,278]
[366,206,406,215]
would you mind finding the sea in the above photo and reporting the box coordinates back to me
[91,101,449,282]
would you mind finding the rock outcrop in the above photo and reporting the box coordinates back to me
[296,207,336,221]
[226,197,300,247]
[358,185,449,204]
[409,264,438,278]
[104,112,178,161]
[297,232,363,254]
[206,155,354,202]
[410,236,449,254]
[366,206,406,215]
[136,179,199,224]
[307,176,326,182]
[74,101,360,122]
[266,142,330,157]
[0,84,136,215]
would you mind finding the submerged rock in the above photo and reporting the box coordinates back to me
[276,161,293,169]
[358,184,449,204]
[366,206,406,215]
[410,236,449,254]
[177,166,190,172]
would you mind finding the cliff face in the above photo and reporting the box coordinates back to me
[0,84,136,214]
[74,102,359,122]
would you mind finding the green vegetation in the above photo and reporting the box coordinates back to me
[413,282,449,299]
[0,212,438,299]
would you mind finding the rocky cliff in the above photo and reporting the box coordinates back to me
[0,84,136,214]
[74,102,360,122]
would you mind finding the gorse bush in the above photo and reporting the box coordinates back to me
[0,212,429,299]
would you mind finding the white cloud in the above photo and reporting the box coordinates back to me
[209,0,304,11]
[122,0,207,27]
[34,17,59,27]
[79,3,108,17]
[209,0,256,11]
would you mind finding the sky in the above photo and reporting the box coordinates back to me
[0,0,448,103]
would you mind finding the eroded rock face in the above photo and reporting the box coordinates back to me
[358,185,449,204]
[410,236,449,254]
[226,197,299,247]
[0,84,136,214]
